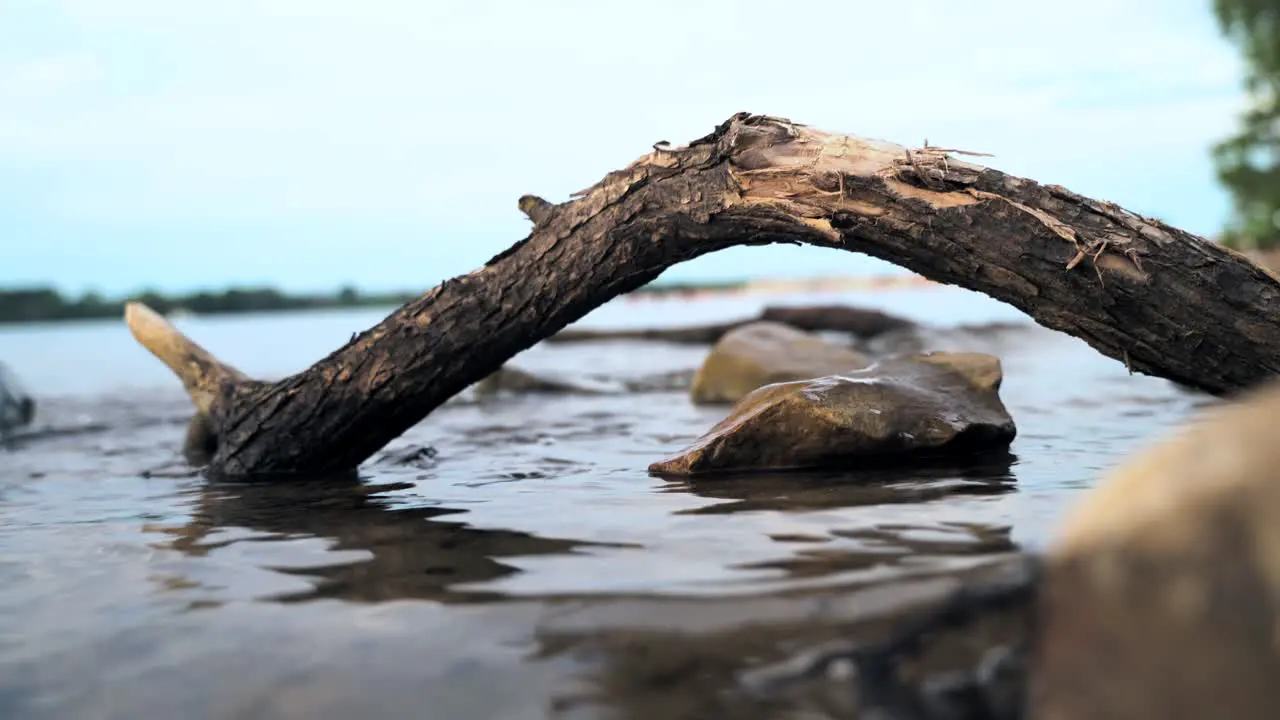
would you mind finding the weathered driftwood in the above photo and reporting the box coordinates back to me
[127,112,1280,477]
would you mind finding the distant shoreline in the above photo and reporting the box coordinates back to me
[623,274,938,302]
[0,275,936,326]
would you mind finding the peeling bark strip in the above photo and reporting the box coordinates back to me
[127,112,1280,477]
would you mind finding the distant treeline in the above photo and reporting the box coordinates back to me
[0,280,749,325]
[0,286,417,325]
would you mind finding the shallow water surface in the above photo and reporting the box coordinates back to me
[0,286,1212,718]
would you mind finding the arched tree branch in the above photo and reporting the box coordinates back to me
[126,112,1280,477]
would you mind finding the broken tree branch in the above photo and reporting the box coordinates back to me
[127,112,1280,477]
[125,302,248,415]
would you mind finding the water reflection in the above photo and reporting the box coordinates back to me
[149,452,1021,607]
[663,455,1020,588]
[151,472,621,604]
[137,448,1018,604]
[668,452,1019,515]
[534,554,1034,720]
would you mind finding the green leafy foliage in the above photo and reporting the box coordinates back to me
[1213,0,1280,249]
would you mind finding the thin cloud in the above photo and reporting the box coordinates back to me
[0,0,1253,292]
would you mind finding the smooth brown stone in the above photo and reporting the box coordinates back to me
[689,322,871,405]
[654,352,1014,476]
[1034,380,1280,720]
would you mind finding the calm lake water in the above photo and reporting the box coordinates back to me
[0,285,1212,719]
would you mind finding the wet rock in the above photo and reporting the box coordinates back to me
[472,366,694,397]
[622,369,696,393]
[859,321,1032,357]
[548,320,746,345]
[1032,378,1280,720]
[690,322,871,405]
[547,304,915,345]
[472,366,618,396]
[0,361,35,434]
[760,304,915,338]
[653,352,1015,476]
[375,445,440,469]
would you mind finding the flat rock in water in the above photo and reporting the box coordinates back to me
[759,304,915,338]
[859,321,1032,357]
[690,321,871,405]
[547,304,915,346]
[1033,379,1280,719]
[473,366,619,396]
[653,352,1015,476]
[547,321,744,345]
[0,361,35,433]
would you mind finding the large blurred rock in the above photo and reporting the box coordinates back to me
[1032,379,1280,720]
[0,361,35,434]
[653,352,1015,476]
[690,322,871,405]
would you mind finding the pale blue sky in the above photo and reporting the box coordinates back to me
[0,0,1251,295]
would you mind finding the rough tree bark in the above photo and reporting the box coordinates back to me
[127,112,1280,477]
